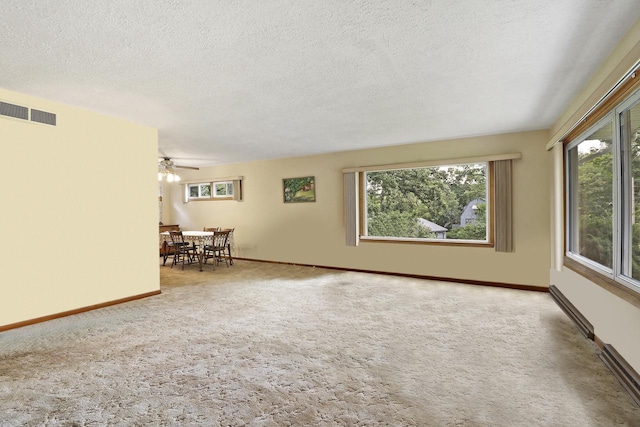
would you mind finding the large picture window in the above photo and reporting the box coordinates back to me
[565,88,640,294]
[362,163,490,243]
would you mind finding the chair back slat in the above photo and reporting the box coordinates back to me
[167,231,196,270]
[213,230,230,247]
[169,230,185,245]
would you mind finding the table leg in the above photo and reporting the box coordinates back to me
[198,250,204,271]
[196,238,205,271]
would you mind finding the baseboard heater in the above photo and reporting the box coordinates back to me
[600,344,640,407]
[549,285,594,340]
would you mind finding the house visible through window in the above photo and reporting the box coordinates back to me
[363,163,489,242]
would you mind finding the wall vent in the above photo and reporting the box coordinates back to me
[549,284,594,339]
[600,344,640,407]
[31,109,57,126]
[0,101,29,120]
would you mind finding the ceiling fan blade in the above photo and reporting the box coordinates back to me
[175,165,200,170]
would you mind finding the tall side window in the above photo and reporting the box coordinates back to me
[619,97,640,282]
[565,87,640,295]
[566,117,614,271]
[362,163,490,243]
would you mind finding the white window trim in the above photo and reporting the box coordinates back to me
[213,181,233,198]
[183,176,243,203]
[187,183,212,200]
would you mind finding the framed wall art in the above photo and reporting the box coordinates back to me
[283,176,316,203]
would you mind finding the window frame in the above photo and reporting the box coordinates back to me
[213,181,234,199]
[185,180,236,202]
[564,113,616,277]
[188,183,212,200]
[564,86,640,298]
[358,161,495,247]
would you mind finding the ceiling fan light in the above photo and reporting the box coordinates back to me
[158,158,190,182]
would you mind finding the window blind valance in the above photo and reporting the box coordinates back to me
[342,153,521,174]
[180,176,244,185]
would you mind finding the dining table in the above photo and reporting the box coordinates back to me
[160,230,214,271]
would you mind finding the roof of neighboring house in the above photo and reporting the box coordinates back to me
[417,218,448,233]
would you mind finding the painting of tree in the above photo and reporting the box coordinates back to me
[283,176,316,203]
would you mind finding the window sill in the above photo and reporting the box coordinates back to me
[563,256,640,309]
[187,197,234,202]
[360,236,494,248]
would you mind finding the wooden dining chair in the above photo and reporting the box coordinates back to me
[168,231,197,270]
[220,228,235,265]
[162,239,175,266]
[203,229,230,270]
[201,227,219,265]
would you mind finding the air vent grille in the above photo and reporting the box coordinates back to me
[31,109,57,126]
[0,101,29,120]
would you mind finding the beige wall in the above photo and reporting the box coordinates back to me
[0,88,159,327]
[549,18,640,371]
[166,130,550,288]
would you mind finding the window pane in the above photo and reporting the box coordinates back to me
[624,101,640,280]
[200,184,211,197]
[568,121,613,269]
[365,164,487,241]
[189,185,199,198]
[215,183,227,196]
[227,182,234,195]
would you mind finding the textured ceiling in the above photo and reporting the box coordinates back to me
[1,1,639,166]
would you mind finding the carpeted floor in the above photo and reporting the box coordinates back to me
[1,260,639,426]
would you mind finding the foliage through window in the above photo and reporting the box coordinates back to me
[187,181,235,201]
[364,163,489,242]
[189,183,211,199]
[566,120,613,269]
[565,88,640,292]
[214,182,234,198]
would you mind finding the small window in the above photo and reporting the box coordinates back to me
[185,180,239,201]
[188,183,211,199]
[213,181,234,198]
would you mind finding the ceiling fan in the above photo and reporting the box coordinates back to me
[158,157,199,182]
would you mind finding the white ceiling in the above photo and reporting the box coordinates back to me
[1,1,639,166]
